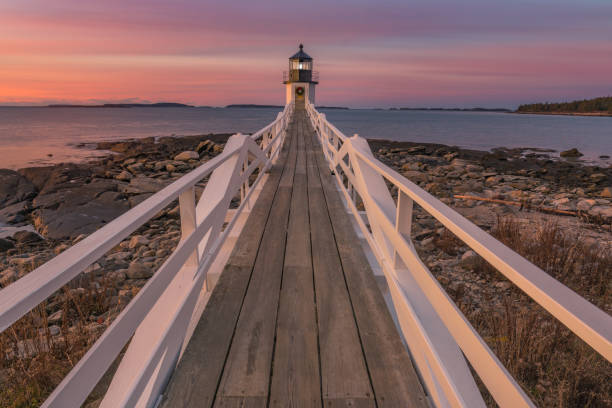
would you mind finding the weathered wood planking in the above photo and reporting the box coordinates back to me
[305,121,375,406]
[214,122,298,404]
[160,121,294,408]
[269,112,321,407]
[161,106,429,408]
[310,129,430,407]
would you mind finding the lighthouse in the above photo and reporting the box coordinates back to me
[283,44,318,105]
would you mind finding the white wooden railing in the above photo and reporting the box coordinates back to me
[305,101,612,408]
[0,103,293,408]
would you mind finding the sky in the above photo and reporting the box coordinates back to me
[1,0,611,108]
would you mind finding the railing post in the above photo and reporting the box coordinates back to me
[394,190,413,268]
[179,186,199,269]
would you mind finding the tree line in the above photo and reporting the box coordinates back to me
[517,96,612,113]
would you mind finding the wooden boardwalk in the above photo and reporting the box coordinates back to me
[161,104,429,407]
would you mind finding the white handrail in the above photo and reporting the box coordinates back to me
[305,101,612,408]
[0,103,294,407]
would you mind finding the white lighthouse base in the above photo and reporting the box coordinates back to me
[286,82,316,105]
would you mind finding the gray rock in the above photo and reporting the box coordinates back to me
[128,193,153,208]
[460,250,479,269]
[589,205,612,218]
[560,148,583,158]
[17,166,55,191]
[115,171,132,181]
[0,200,30,224]
[109,270,127,282]
[403,170,429,184]
[33,190,129,239]
[107,251,132,262]
[121,176,168,194]
[174,151,199,161]
[0,169,36,207]
[0,238,15,252]
[576,199,596,211]
[128,235,149,249]
[12,230,43,244]
[127,163,144,173]
[127,262,154,279]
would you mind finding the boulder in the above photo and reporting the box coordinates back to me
[589,205,612,218]
[18,166,55,191]
[576,199,596,211]
[0,200,29,224]
[33,191,129,239]
[0,238,15,252]
[601,187,612,198]
[0,169,36,207]
[127,262,154,279]
[560,148,583,158]
[12,230,43,244]
[121,177,168,194]
[33,178,118,210]
[174,151,199,161]
[36,164,92,195]
[128,193,153,208]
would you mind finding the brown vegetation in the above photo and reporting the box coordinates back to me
[0,273,119,408]
[446,218,611,407]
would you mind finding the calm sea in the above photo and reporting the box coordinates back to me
[0,106,610,170]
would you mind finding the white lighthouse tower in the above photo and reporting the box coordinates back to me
[283,44,318,106]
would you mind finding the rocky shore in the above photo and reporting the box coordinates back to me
[1,134,611,406]
[1,134,610,317]
[369,138,611,313]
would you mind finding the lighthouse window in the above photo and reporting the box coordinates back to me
[299,63,303,69]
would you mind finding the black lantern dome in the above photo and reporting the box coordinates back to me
[284,44,318,84]
[289,44,312,61]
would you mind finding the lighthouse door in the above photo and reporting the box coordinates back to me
[295,86,305,101]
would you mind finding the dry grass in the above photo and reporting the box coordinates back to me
[457,217,612,407]
[0,274,119,408]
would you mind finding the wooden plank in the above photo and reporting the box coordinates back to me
[160,121,294,408]
[269,116,321,407]
[309,127,429,407]
[214,116,298,402]
[304,121,374,405]
[214,396,267,407]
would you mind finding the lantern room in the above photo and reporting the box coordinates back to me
[283,44,318,105]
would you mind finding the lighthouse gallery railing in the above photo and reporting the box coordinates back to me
[305,100,612,408]
[0,103,293,408]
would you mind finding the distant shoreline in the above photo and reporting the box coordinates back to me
[514,111,612,117]
[47,102,195,108]
[392,107,512,112]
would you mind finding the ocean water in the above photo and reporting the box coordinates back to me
[0,106,610,170]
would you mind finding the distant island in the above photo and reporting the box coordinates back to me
[47,102,194,108]
[225,104,283,109]
[391,107,511,112]
[517,96,612,116]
